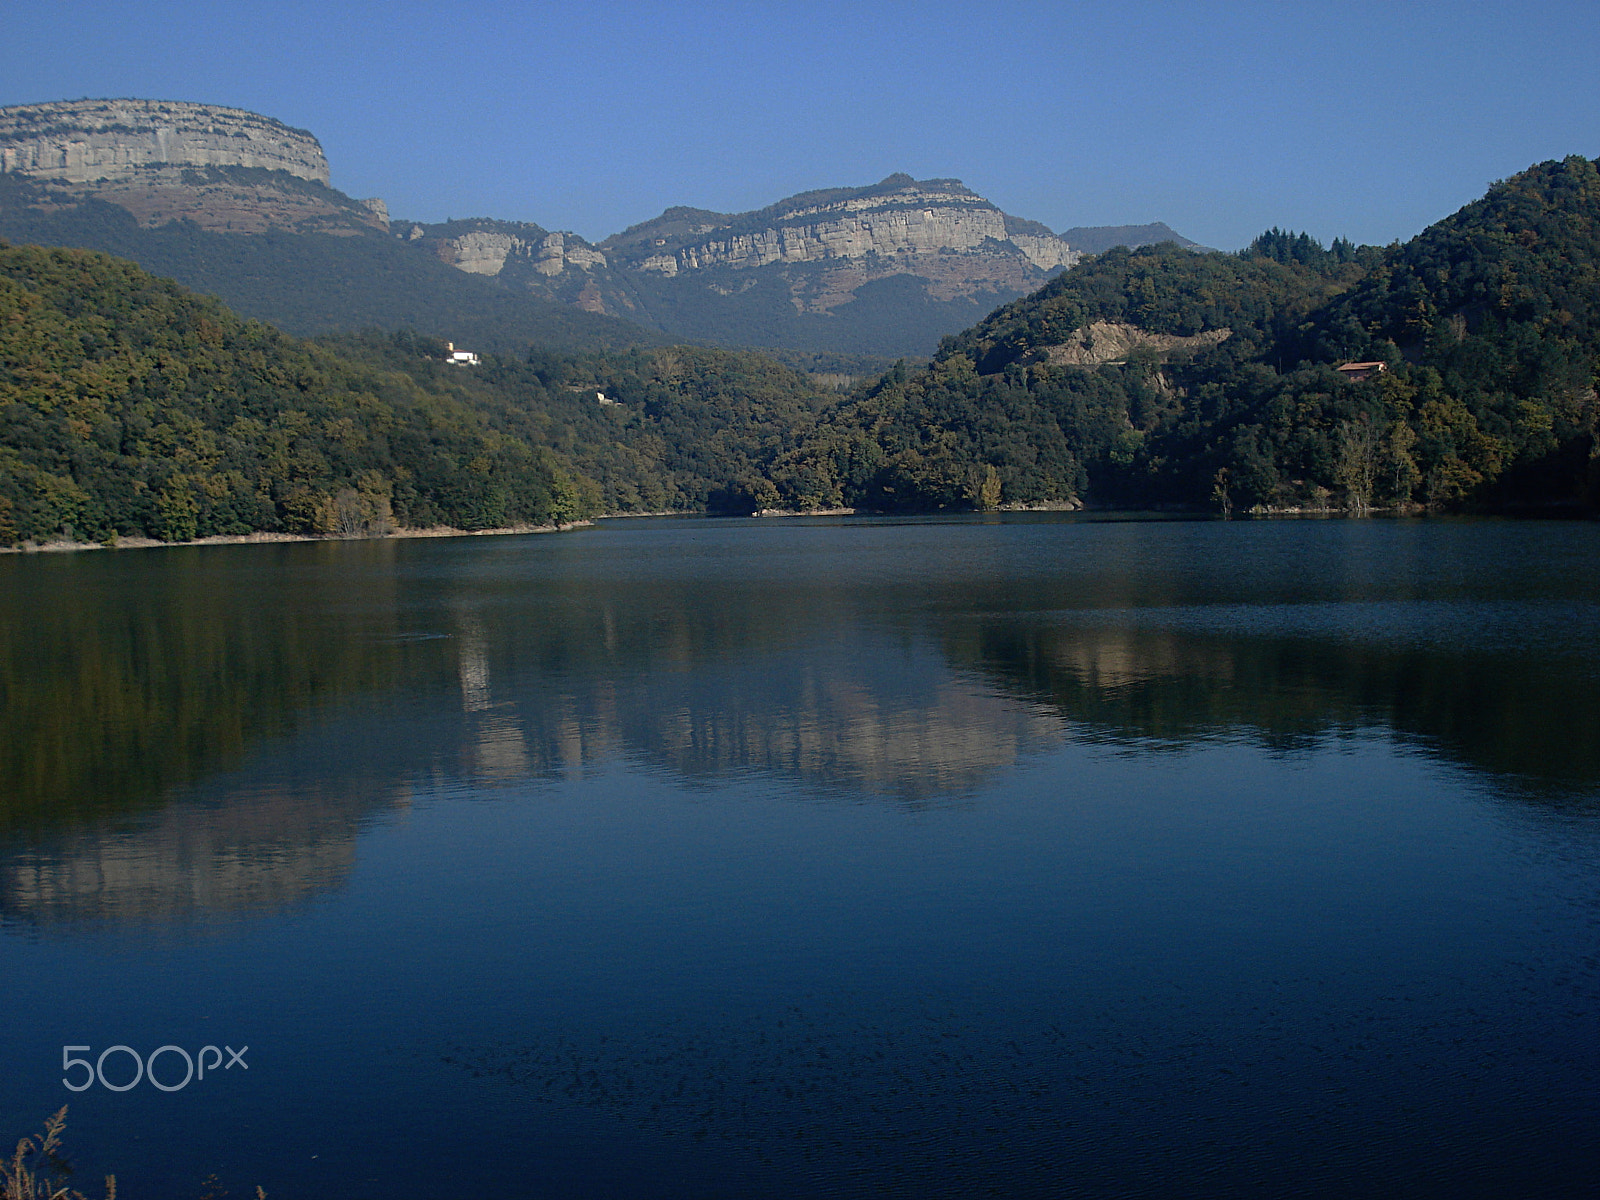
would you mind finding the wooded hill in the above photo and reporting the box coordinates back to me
[0,242,588,543]
[0,243,831,545]
[763,157,1600,514]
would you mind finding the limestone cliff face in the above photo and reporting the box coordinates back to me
[419,221,609,277]
[623,189,1014,275]
[602,175,1081,279]
[433,227,532,275]
[0,98,330,184]
[400,219,622,314]
[408,175,1086,341]
[0,99,388,236]
[414,176,1083,330]
[1009,233,1080,272]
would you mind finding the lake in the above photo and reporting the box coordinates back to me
[2,513,1597,1198]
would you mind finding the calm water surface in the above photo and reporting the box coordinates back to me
[1,514,1597,1198]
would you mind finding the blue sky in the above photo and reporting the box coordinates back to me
[4,1,1597,250]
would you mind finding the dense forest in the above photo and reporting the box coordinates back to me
[766,156,1600,514]
[4,156,1599,547]
[0,243,594,544]
[0,242,833,545]
[324,332,835,515]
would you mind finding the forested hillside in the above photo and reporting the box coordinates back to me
[0,242,596,544]
[767,157,1600,514]
[0,243,834,546]
[324,333,835,515]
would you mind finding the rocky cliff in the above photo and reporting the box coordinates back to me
[407,175,1091,352]
[0,99,385,235]
[0,98,330,184]
[415,220,610,278]
[602,175,1081,277]
[402,218,620,313]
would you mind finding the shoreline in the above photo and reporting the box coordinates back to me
[9,502,1586,554]
[2,520,593,554]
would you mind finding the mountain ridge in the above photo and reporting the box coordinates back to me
[0,98,1205,357]
[400,173,1088,354]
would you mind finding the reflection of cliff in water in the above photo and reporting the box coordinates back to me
[366,573,1067,803]
[0,724,416,926]
[466,639,1063,803]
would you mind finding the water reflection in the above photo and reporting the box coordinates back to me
[0,540,440,833]
[945,609,1600,792]
[2,787,366,927]
[0,716,420,926]
[3,517,1598,925]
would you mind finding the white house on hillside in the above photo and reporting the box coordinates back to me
[444,341,480,366]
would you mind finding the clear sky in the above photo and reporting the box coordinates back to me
[4,0,1597,251]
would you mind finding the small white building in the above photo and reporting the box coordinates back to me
[444,341,480,366]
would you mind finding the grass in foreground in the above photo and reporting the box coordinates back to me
[2,1108,113,1200]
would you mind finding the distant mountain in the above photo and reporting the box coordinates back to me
[0,100,657,355]
[1056,222,1207,254]
[404,173,1095,357]
[0,99,1204,359]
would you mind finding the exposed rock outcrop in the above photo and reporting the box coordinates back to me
[1034,321,1232,367]
[0,98,330,184]
[1009,233,1082,272]
[439,227,530,275]
[427,222,610,277]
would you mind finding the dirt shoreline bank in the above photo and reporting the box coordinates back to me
[2,520,594,554]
